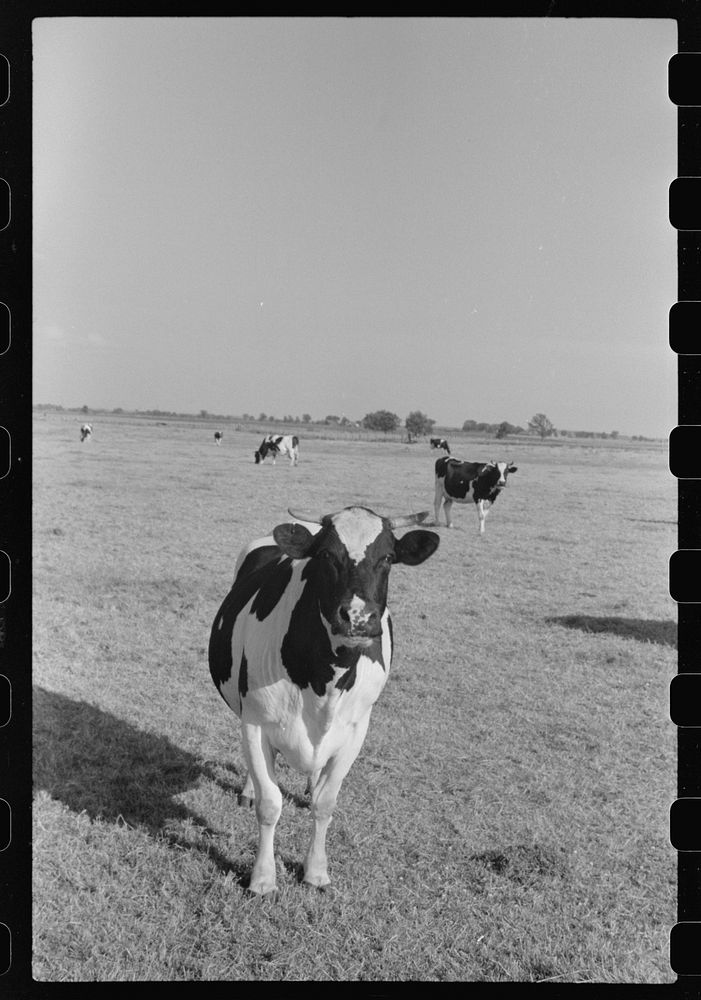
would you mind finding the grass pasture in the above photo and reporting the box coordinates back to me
[33,412,676,982]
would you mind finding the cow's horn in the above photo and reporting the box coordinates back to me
[287,508,323,525]
[388,511,429,529]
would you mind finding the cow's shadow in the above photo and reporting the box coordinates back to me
[545,615,676,648]
[33,686,306,884]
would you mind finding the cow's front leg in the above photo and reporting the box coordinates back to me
[303,715,371,889]
[241,725,282,897]
[477,499,488,534]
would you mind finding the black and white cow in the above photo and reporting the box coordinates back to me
[254,434,299,466]
[430,437,450,454]
[214,431,223,446]
[208,505,439,896]
[434,456,517,534]
[80,423,93,442]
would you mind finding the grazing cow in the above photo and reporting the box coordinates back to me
[434,456,517,534]
[254,434,299,466]
[214,431,223,446]
[208,505,439,896]
[430,437,450,454]
[80,423,92,442]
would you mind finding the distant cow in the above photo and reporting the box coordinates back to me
[254,434,299,466]
[434,457,517,534]
[80,423,93,442]
[430,437,450,454]
[214,431,223,446]
[208,505,439,896]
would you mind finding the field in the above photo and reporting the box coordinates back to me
[32,412,676,983]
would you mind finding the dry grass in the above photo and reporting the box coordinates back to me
[32,412,675,982]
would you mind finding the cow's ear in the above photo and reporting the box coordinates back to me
[508,465,518,473]
[273,523,315,558]
[394,529,440,566]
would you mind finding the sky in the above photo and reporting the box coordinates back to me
[33,17,676,438]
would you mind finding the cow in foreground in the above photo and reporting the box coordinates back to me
[430,437,450,454]
[80,423,93,442]
[434,456,517,534]
[214,431,223,446]
[208,505,439,896]
[254,434,299,466]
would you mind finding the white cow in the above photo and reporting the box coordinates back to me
[208,506,439,896]
[254,434,299,466]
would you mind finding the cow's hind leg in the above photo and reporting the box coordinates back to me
[241,725,282,897]
[303,715,371,889]
[238,771,255,808]
[433,479,444,526]
[305,769,320,800]
[443,499,454,528]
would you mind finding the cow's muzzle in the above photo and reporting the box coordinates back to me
[334,602,382,640]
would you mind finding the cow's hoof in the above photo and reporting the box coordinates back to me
[246,887,279,902]
[238,794,254,808]
[303,879,333,896]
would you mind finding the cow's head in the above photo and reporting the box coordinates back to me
[485,461,518,488]
[255,438,282,463]
[272,506,439,644]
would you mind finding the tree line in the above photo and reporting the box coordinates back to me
[37,404,646,440]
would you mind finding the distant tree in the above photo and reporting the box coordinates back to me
[302,413,312,423]
[362,410,400,433]
[610,430,620,439]
[112,407,123,414]
[405,410,435,441]
[258,413,267,422]
[528,413,556,438]
[495,421,514,439]
[325,414,340,424]
[199,409,208,419]
[81,404,89,415]
[462,419,478,432]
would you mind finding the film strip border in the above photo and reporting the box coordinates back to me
[670,41,701,983]
[0,8,29,987]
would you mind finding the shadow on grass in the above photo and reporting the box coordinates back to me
[33,686,274,887]
[471,843,569,884]
[545,615,676,648]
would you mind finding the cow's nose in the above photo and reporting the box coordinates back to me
[337,601,381,635]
